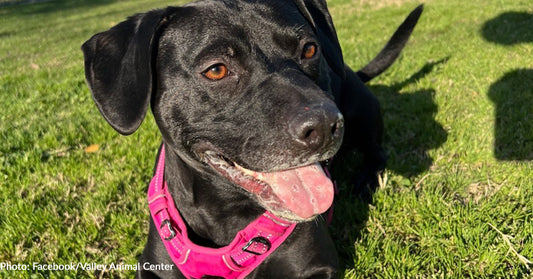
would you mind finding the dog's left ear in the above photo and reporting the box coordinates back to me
[294,0,345,79]
[82,7,178,135]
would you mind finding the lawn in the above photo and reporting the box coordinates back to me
[0,0,531,278]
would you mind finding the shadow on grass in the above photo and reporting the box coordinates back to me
[482,12,533,161]
[330,59,449,268]
[374,58,449,177]
[481,11,533,45]
[488,69,533,160]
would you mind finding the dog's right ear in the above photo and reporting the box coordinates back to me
[294,0,345,79]
[82,7,178,135]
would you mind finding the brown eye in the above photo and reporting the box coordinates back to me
[302,43,317,59]
[203,64,229,80]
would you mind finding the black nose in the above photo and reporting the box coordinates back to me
[289,105,344,151]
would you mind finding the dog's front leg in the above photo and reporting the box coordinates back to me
[337,66,387,194]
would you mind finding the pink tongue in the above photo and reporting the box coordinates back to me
[252,163,334,219]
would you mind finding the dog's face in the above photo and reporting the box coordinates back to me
[83,0,345,222]
[154,1,343,170]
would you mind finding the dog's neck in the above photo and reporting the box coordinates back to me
[163,146,264,247]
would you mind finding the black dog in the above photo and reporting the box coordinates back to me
[82,1,422,278]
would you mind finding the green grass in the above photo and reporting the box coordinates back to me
[0,0,532,278]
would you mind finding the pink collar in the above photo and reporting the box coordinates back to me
[147,145,297,279]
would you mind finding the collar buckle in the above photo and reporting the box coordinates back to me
[242,236,271,255]
[160,219,177,241]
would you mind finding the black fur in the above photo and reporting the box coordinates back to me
[82,1,422,278]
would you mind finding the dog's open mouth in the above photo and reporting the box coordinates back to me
[203,151,334,222]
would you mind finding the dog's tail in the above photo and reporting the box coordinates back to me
[357,4,424,83]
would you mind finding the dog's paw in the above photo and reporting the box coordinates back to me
[351,167,384,202]
[350,148,387,201]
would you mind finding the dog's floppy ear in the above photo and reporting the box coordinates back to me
[82,7,178,135]
[294,0,345,79]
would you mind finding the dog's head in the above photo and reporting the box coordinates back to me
[82,0,345,222]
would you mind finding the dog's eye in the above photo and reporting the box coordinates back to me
[202,64,229,80]
[301,43,317,59]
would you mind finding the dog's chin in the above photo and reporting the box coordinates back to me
[202,151,334,223]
